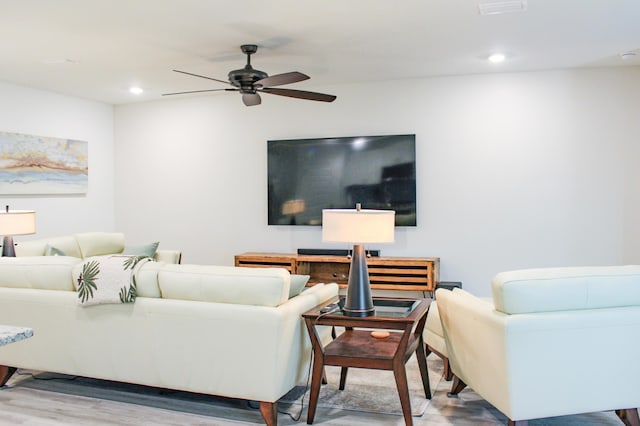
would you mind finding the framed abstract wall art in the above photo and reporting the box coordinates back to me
[0,131,88,195]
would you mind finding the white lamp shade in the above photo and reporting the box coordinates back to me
[322,208,395,244]
[0,210,36,236]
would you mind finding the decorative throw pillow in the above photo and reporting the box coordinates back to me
[44,244,66,256]
[122,242,159,258]
[289,274,310,298]
[74,255,152,306]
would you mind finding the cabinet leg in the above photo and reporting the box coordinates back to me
[339,367,348,390]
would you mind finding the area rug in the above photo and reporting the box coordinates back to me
[9,355,444,421]
[279,355,444,417]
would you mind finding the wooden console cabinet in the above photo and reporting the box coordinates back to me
[234,252,440,292]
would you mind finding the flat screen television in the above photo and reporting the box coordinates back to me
[267,134,416,226]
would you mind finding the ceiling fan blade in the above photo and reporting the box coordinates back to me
[256,71,309,88]
[162,88,231,96]
[261,88,336,103]
[172,69,230,85]
[243,93,261,106]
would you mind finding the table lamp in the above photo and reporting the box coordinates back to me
[322,203,395,317]
[0,206,36,257]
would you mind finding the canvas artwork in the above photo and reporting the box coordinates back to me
[0,131,88,194]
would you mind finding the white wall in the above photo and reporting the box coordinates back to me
[0,81,115,238]
[114,67,640,296]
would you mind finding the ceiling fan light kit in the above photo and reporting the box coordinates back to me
[164,44,336,106]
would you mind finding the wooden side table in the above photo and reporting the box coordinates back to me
[302,297,431,426]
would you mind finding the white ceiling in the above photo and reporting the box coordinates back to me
[1,0,639,105]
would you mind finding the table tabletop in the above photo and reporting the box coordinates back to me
[302,296,429,330]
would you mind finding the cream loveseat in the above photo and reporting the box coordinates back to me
[436,265,640,426]
[0,232,339,425]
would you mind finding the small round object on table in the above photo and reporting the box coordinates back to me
[371,331,390,339]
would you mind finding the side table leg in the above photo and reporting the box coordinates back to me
[415,345,431,399]
[393,362,413,426]
[307,354,324,424]
[304,317,327,425]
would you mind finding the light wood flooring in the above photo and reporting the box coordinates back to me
[0,354,626,426]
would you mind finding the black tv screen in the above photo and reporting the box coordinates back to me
[268,134,416,226]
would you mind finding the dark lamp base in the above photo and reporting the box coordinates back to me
[2,236,16,257]
[343,244,375,317]
[342,306,375,317]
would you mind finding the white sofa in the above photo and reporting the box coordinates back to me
[0,232,339,425]
[436,266,640,426]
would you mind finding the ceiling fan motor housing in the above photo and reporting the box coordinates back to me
[227,44,267,93]
[228,67,268,93]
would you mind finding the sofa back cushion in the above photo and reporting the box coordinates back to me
[492,265,640,314]
[15,235,82,258]
[0,256,80,291]
[75,232,125,258]
[158,265,289,307]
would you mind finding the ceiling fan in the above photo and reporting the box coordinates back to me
[163,44,337,106]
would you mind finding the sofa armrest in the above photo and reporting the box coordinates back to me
[154,249,182,264]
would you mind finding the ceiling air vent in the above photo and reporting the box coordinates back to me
[478,0,527,15]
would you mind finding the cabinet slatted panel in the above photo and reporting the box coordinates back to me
[235,253,440,292]
[234,255,296,274]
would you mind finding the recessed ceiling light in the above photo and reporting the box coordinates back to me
[488,53,506,63]
[478,0,527,15]
[129,86,144,95]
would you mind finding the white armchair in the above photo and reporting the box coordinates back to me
[436,266,640,426]
[423,300,453,380]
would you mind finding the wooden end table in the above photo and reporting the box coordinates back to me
[302,297,431,426]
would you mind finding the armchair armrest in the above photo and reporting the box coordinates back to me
[436,289,509,407]
[437,287,640,421]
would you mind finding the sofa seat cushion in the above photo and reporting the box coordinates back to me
[492,265,640,314]
[158,265,290,307]
[0,256,81,291]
